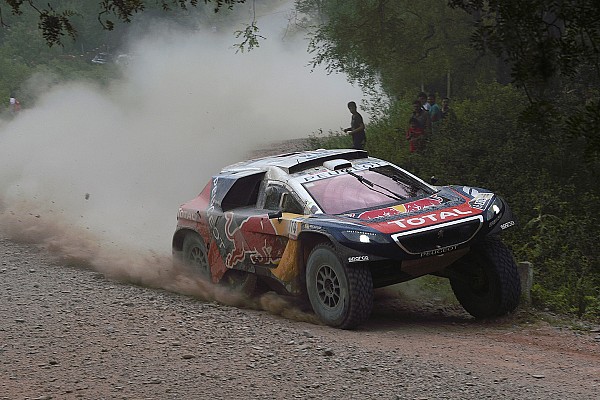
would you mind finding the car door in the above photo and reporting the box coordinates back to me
[239,181,304,266]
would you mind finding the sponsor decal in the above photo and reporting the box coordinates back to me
[207,177,226,252]
[420,245,457,257]
[462,186,480,197]
[500,220,515,230]
[301,161,386,183]
[469,193,494,210]
[223,213,277,267]
[303,223,325,232]
[357,194,444,220]
[177,208,202,222]
[348,255,369,263]
[288,219,301,240]
[209,176,219,206]
[387,208,473,229]
[489,217,500,228]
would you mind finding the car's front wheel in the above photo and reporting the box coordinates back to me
[449,236,521,318]
[306,244,373,329]
[182,234,210,279]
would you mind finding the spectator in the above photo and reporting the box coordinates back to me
[344,101,367,150]
[9,93,16,114]
[406,100,431,153]
[418,92,430,111]
[427,93,442,134]
[441,97,455,121]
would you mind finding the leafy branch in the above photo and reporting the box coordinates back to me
[0,0,248,47]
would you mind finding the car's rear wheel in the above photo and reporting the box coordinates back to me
[306,244,373,329]
[182,234,210,279]
[449,236,520,318]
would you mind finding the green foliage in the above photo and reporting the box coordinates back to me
[565,98,600,161]
[234,21,265,53]
[0,0,255,105]
[448,0,600,160]
[525,207,599,318]
[300,0,499,98]
[0,50,29,109]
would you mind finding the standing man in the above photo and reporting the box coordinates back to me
[344,101,366,150]
[9,93,16,114]
[441,97,455,121]
[427,93,442,134]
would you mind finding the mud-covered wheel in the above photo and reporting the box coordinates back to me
[182,234,210,279]
[449,236,520,318]
[306,244,373,329]
[221,269,257,296]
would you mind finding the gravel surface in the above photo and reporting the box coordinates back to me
[1,236,600,400]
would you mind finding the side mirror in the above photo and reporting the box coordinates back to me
[430,176,438,185]
[268,210,283,219]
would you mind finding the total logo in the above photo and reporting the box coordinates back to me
[387,208,473,229]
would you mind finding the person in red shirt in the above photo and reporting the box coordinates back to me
[406,100,431,153]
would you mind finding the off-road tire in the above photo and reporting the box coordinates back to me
[182,234,210,279]
[449,236,520,318]
[306,244,373,329]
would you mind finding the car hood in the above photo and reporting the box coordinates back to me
[310,187,486,235]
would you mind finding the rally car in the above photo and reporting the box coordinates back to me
[172,149,520,328]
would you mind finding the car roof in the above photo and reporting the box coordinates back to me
[221,149,369,175]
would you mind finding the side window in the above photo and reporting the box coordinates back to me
[264,185,284,210]
[262,183,305,214]
[281,193,304,214]
[221,173,265,211]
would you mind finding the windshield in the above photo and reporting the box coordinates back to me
[302,166,434,214]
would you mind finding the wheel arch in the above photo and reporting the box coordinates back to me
[172,228,201,257]
[297,231,334,273]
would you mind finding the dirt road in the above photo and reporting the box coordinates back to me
[1,236,599,400]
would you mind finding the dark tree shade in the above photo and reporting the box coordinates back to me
[0,0,247,47]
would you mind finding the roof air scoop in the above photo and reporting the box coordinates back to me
[323,159,352,171]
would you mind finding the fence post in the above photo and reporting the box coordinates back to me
[518,261,533,304]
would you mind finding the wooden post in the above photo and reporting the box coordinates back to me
[518,261,533,304]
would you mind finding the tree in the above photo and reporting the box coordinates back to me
[298,0,499,99]
[0,0,247,47]
[448,0,600,159]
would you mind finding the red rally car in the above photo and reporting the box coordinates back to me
[172,149,520,328]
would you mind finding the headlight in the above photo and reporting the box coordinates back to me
[340,230,389,244]
[485,196,503,220]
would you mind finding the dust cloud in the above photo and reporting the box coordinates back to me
[0,2,361,323]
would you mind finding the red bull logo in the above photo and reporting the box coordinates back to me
[223,213,278,268]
